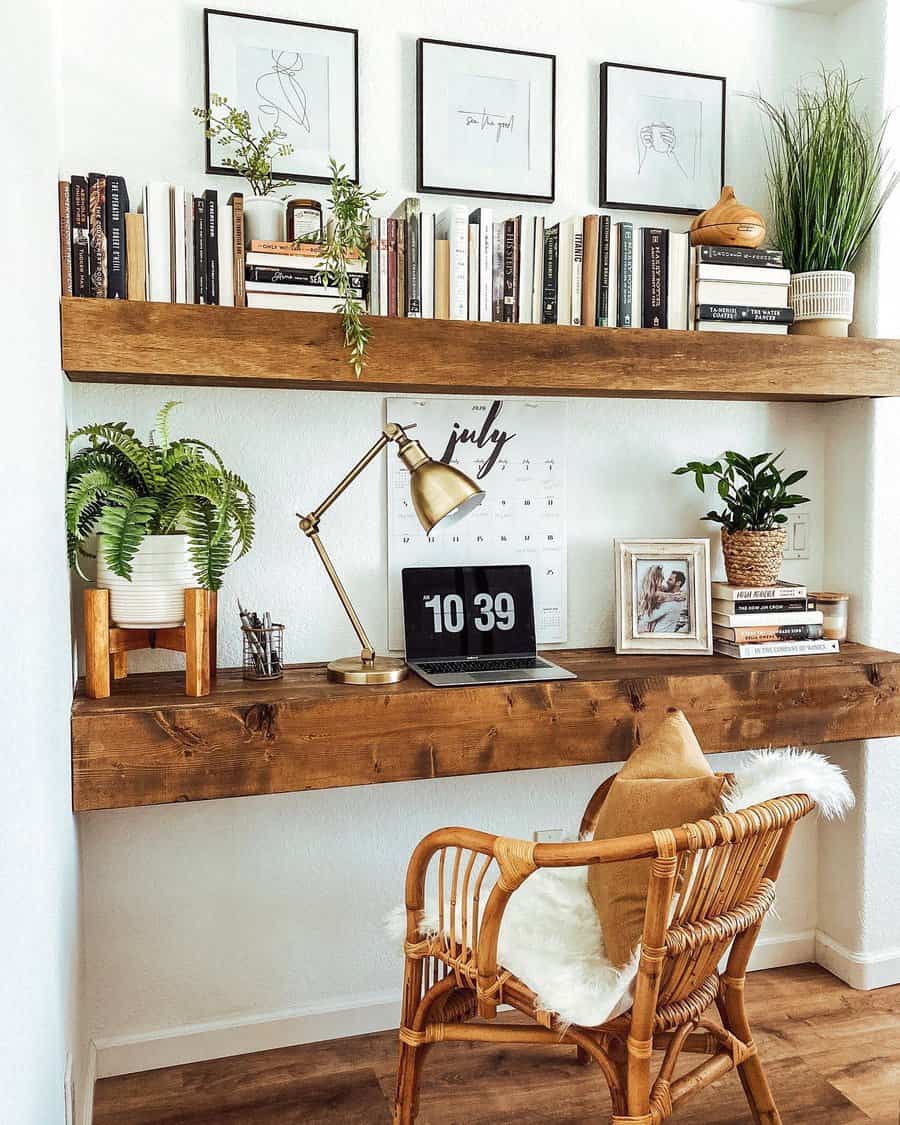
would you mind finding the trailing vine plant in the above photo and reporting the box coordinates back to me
[193,93,294,196]
[66,401,255,590]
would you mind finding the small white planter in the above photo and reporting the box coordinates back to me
[243,196,286,246]
[97,534,195,629]
[789,270,855,337]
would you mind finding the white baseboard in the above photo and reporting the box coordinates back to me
[78,1040,96,1125]
[748,929,816,972]
[814,929,900,990]
[94,989,402,1079]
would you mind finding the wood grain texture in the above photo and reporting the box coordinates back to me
[91,965,895,1125]
[60,298,900,403]
[71,643,900,812]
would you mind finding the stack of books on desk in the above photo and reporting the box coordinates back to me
[695,247,793,335]
[712,580,837,658]
[244,241,367,312]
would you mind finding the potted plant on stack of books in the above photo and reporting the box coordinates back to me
[66,401,255,627]
[673,450,809,587]
[753,65,897,337]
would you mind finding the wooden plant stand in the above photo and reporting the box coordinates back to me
[84,587,217,699]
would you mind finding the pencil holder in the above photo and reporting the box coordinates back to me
[242,623,285,681]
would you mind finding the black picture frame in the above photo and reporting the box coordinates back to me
[417,38,556,203]
[203,8,360,186]
[599,62,726,215]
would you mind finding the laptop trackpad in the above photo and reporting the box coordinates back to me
[466,670,535,682]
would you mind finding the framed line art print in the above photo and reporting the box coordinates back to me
[599,63,725,214]
[417,38,556,202]
[204,8,359,185]
[614,539,712,654]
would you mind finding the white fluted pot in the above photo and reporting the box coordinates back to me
[97,534,194,629]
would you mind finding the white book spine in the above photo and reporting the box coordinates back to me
[688,246,698,329]
[607,223,618,327]
[171,187,186,303]
[378,220,389,316]
[556,219,573,326]
[420,213,434,319]
[531,216,545,325]
[517,215,535,325]
[715,639,839,659]
[142,182,172,303]
[571,216,584,326]
[468,225,479,320]
[697,263,791,286]
[696,280,790,308]
[436,206,468,320]
[632,229,642,329]
[471,208,493,321]
[218,203,234,307]
[368,218,379,316]
[666,231,689,331]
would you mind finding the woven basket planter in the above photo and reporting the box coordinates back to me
[721,528,787,587]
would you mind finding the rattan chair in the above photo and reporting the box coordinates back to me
[393,774,815,1124]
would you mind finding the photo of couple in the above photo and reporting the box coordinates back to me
[635,560,691,634]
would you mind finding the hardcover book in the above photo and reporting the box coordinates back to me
[711,581,807,602]
[229,193,246,308]
[571,217,584,326]
[581,214,600,329]
[58,181,73,297]
[203,189,219,305]
[698,245,784,268]
[70,176,90,298]
[641,227,667,328]
[192,196,207,304]
[469,207,494,322]
[105,176,128,299]
[714,638,838,659]
[124,212,146,300]
[88,172,107,298]
[246,266,366,292]
[386,218,398,318]
[541,223,559,325]
[696,263,791,287]
[712,598,815,615]
[434,205,468,320]
[397,198,421,317]
[712,609,823,628]
[714,624,825,643]
[597,215,611,327]
[697,303,794,324]
[502,218,519,323]
[615,222,633,328]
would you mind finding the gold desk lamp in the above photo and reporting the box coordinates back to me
[297,421,484,685]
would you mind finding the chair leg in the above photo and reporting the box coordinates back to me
[718,982,782,1125]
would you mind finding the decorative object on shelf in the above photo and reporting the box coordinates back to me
[417,38,556,202]
[83,586,216,699]
[753,65,898,337]
[690,185,765,247]
[286,198,323,242]
[194,92,292,244]
[811,591,850,641]
[203,9,359,185]
[673,450,810,586]
[296,421,484,685]
[67,401,255,629]
[614,538,712,654]
[239,601,284,680]
[599,62,725,214]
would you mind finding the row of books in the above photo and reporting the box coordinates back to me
[711,581,836,659]
[694,249,792,336]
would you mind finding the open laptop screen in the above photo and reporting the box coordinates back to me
[402,565,536,662]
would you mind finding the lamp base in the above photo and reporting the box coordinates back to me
[326,655,408,685]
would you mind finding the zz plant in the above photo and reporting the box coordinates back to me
[66,402,255,590]
[672,451,810,532]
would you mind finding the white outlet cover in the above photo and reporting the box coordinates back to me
[784,511,810,561]
[532,828,565,843]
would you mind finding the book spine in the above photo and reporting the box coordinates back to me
[448,214,468,320]
[699,245,785,268]
[616,223,632,327]
[728,598,815,614]
[105,176,128,300]
[434,239,450,319]
[124,212,146,300]
[193,197,207,304]
[246,266,365,291]
[70,177,90,297]
[718,625,825,642]
[396,220,406,317]
[204,190,219,305]
[698,303,794,324]
[491,222,504,321]
[467,225,479,320]
[715,639,839,658]
[248,240,361,259]
[715,583,808,602]
[531,217,545,325]
[641,227,667,328]
[502,220,516,323]
[378,220,389,316]
[386,219,398,317]
[368,219,379,315]
[58,181,73,296]
[598,216,611,326]
[405,202,420,317]
[580,215,598,329]
[571,220,583,326]
[478,218,492,321]
[541,225,559,325]
[229,193,246,307]
[88,173,107,298]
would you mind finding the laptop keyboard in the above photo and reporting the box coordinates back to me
[418,657,549,675]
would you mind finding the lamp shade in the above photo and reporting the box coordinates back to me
[408,458,485,533]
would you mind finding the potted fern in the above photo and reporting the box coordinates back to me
[754,66,897,336]
[673,451,810,586]
[67,402,255,628]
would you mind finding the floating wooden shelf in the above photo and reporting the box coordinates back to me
[61,298,900,403]
[72,643,900,811]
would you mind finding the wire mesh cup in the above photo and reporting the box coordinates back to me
[242,623,285,680]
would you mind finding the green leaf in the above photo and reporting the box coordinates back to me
[97,489,160,580]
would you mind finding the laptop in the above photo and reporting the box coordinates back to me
[401,565,576,687]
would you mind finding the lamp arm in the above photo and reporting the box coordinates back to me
[306,529,376,661]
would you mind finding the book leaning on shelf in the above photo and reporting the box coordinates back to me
[711,580,835,658]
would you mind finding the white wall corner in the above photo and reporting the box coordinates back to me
[78,1039,97,1125]
[814,929,900,990]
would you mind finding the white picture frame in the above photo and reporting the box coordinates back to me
[204,8,359,185]
[417,38,556,202]
[614,538,712,655]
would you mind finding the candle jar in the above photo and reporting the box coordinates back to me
[812,592,849,641]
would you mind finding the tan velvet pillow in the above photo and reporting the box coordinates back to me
[587,709,726,968]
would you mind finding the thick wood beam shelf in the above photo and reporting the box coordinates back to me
[72,643,900,811]
[61,298,900,403]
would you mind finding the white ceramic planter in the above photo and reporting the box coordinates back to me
[789,270,855,337]
[97,534,195,629]
[243,196,286,246]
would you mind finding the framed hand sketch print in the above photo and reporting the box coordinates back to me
[614,539,712,654]
[204,9,359,185]
[599,63,725,214]
[417,39,556,202]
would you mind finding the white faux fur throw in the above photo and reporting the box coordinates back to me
[386,749,854,1029]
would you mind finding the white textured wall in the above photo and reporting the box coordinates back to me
[0,0,83,1120]
[59,0,851,1064]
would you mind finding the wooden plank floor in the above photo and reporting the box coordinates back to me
[93,965,900,1124]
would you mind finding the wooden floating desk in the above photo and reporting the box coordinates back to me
[72,643,900,812]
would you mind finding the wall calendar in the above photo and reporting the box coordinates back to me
[387,397,567,650]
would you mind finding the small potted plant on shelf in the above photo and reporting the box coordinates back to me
[753,65,898,337]
[67,401,255,628]
[194,92,294,243]
[673,451,809,586]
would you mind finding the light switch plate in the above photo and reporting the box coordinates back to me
[783,511,810,560]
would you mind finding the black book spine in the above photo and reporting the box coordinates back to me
[204,189,218,305]
[70,176,90,298]
[502,220,517,323]
[88,172,107,298]
[641,227,667,329]
[597,214,611,326]
[698,303,794,324]
[246,266,366,291]
[541,224,559,324]
[699,245,785,268]
[193,197,207,304]
[730,598,815,615]
[105,175,128,300]
[616,223,632,327]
